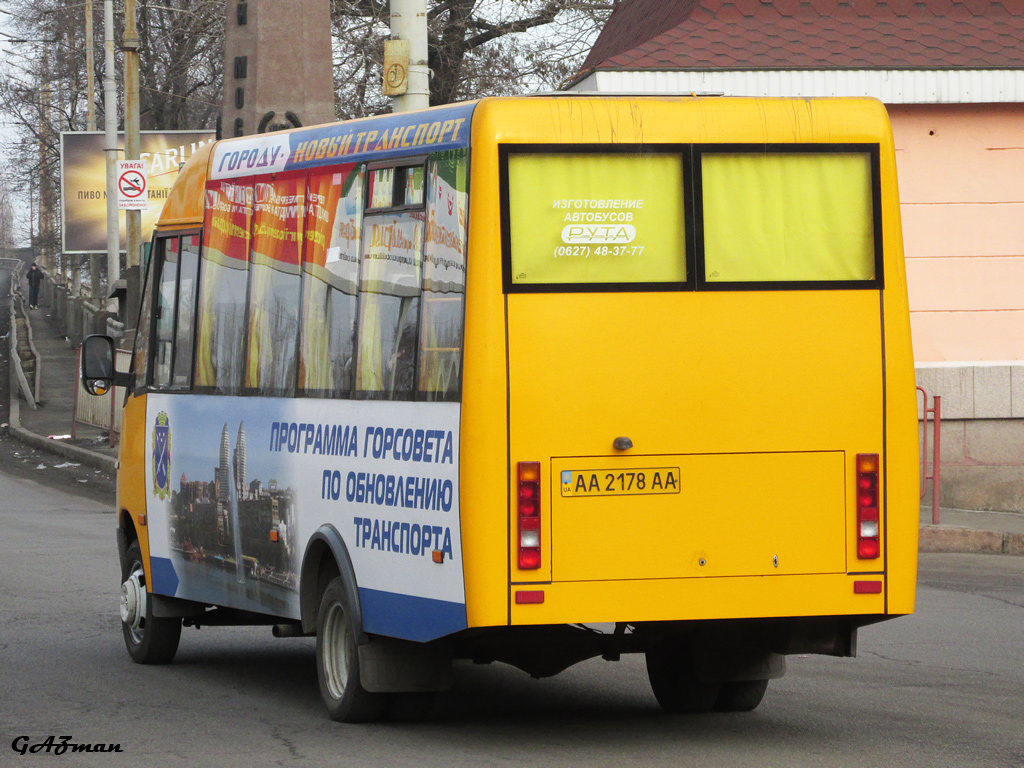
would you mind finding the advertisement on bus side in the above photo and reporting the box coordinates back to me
[144,395,466,643]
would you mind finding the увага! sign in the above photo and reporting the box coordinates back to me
[60,131,214,254]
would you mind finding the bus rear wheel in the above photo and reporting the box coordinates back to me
[316,577,385,722]
[645,644,720,714]
[120,540,181,664]
[715,678,769,712]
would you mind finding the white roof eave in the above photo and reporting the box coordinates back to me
[569,69,1024,103]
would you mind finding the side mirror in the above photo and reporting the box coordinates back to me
[81,334,116,396]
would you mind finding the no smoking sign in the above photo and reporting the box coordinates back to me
[116,159,149,210]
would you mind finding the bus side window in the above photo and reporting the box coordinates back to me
[246,175,303,396]
[300,167,362,397]
[172,235,201,388]
[151,237,180,387]
[132,237,161,390]
[419,151,467,401]
[418,295,463,400]
[368,163,425,211]
[195,180,253,394]
[355,211,423,400]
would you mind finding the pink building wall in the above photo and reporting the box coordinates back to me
[889,103,1024,363]
[890,103,1024,512]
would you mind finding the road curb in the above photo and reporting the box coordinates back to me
[6,424,117,476]
[920,525,1024,556]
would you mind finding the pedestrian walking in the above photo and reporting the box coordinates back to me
[26,263,43,309]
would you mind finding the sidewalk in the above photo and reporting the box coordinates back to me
[6,297,1023,555]
[920,506,1024,556]
[8,302,118,474]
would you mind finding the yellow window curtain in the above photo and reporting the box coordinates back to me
[702,152,875,283]
[508,153,686,285]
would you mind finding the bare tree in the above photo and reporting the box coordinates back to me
[331,0,617,118]
[134,0,224,130]
[0,0,615,266]
[0,2,73,268]
[0,171,17,256]
[0,0,224,281]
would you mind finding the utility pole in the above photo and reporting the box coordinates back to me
[387,0,429,113]
[85,0,96,132]
[123,0,142,327]
[103,0,119,309]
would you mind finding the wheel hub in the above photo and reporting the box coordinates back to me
[323,603,351,699]
[120,567,146,632]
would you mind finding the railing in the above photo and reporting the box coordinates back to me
[4,260,35,410]
[106,316,126,342]
[917,386,942,525]
[72,345,130,447]
[5,260,41,409]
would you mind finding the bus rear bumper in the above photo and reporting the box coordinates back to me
[505,572,894,627]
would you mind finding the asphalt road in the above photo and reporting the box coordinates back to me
[1,465,1022,768]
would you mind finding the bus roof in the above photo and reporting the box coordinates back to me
[210,101,476,181]
[157,95,893,231]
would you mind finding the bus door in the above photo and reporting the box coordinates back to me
[502,146,885,592]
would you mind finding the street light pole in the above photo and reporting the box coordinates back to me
[86,0,101,301]
[103,0,119,308]
[123,0,141,327]
[38,48,51,274]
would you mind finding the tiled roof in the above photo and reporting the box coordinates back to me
[577,0,1024,77]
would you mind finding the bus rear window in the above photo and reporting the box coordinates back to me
[699,150,877,285]
[503,151,687,291]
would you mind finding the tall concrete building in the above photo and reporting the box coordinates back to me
[234,422,247,500]
[220,0,335,137]
[218,423,231,504]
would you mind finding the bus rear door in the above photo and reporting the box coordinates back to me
[502,142,887,623]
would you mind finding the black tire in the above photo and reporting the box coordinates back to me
[387,692,436,722]
[316,577,386,723]
[120,540,181,664]
[645,644,720,714]
[714,679,769,712]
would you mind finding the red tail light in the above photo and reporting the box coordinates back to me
[856,453,880,559]
[517,461,541,569]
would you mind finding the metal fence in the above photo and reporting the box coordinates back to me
[917,386,942,524]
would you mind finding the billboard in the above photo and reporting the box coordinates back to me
[60,131,215,254]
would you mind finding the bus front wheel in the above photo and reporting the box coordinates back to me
[316,577,385,722]
[120,540,181,664]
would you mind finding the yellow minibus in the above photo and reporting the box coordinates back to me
[82,95,919,721]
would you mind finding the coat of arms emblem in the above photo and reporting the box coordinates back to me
[153,411,171,500]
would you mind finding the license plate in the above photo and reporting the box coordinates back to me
[560,468,680,497]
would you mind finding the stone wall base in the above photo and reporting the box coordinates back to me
[920,418,1024,513]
